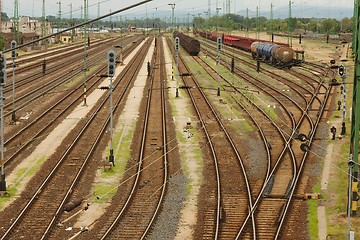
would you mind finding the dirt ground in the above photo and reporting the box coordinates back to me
[3,30,350,239]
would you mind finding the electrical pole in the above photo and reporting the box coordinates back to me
[0,54,7,195]
[83,0,87,106]
[270,3,274,42]
[208,0,211,18]
[120,16,123,65]
[14,0,19,43]
[217,36,222,96]
[0,0,2,33]
[288,0,293,47]
[175,36,179,97]
[246,8,249,38]
[42,0,46,45]
[349,0,360,218]
[97,2,100,30]
[107,49,116,166]
[256,6,259,39]
[226,0,230,15]
[57,1,61,35]
[216,5,221,33]
[69,3,74,41]
[168,4,175,82]
[187,13,190,32]
[340,67,347,135]
[11,40,17,124]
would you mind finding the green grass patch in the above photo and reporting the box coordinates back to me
[64,63,104,88]
[0,155,47,209]
[0,188,17,208]
[92,184,117,203]
[308,182,320,239]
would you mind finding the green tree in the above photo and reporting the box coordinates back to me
[341,17,353,32]
[320,19,339,34]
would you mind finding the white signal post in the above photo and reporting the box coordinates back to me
[0,53,7,194]
[11,40,17,124]
[339,64,346,134]
[175,36,180,97]
[217,37,222,96]
[107,49,116,166]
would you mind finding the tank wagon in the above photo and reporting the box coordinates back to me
[173,31,200,56]
[250,42,295,67]
[194,30,304,67]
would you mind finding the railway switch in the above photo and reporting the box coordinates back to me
[0,55,6,85]
[107,49,116,77]
[330,126,337,140]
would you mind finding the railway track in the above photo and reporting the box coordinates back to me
[94,36,170,239]
[166,37,254,239]
[0,37,152,240]
[2,35,142,119]
[182,36,331,238]
[0,33,335,239]
[3,36,144,175]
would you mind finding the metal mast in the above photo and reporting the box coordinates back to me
[83,0,87,106]
[256,6,259,39]
[226,0,230,15]
[69,3,74,41]
[41,0,46,39]
[57,1,61,34]
[0,0,2,33]
[69,3,72,20]
[288,0,293,46]
[349,0,360,216]
[208,0,211,18]
[246,8,249,38]
[14,0,19,42]
[270,3,274,42]
[97,2,100,30]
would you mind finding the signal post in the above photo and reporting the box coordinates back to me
[217,37,222,96]
[107,49,116,166]
[0,53,7,194]
[175,36,179,97]
[339,65,346,135]
[11,40,17,124]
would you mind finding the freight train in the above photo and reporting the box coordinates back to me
[195,30,304,67]
[173,31,200,56]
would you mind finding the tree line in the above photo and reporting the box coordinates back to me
[193,14,354,35]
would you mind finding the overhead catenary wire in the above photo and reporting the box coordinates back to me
[1,0,153,53]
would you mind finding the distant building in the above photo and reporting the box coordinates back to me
[1,16,53,48]
[1,16,52,36]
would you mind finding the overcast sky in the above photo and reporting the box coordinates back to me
[2,0,354,20]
